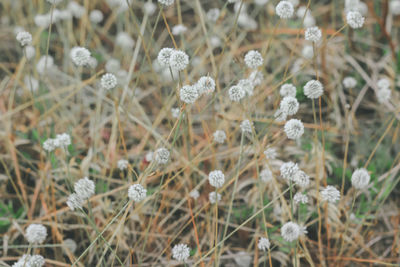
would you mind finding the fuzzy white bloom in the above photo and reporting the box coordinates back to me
[305,26,322,42]
[276,1,294,19]
[244,50,263,69]
[293,170,310,187]
[377,78,390,89]
[55,133,71,148]
[63,238,77,254]
[351,168,370,189]
[280,161,299,180]
[304,14,316,27]
[296,6,308,18]
[36,56,54,75]
[343,76,357,88]
[68,1,86,18]
[90,10,104,24]
[47,0,63,4]
[155,147,170,164]
[302,45,314,59]
[117,159,129,170]
[240,119,253,134]
[171,107,180,118]
[280,83,297,97]
[100,73,118,90]
[264,147,278,160]
[189,189,200,199]
[74,177,95,200]
[238,79,254,96]
[304,79,324,99]
[196,76,216,95]
[208,170,225,188]
[26,224,47,244]
[320,185,340,203]
[255,0,269,6]
[88,57,98,68]
[158,0,174,6]
[70,46,91,66]
[116,32,135,50]
[180,85,199,104]
[294,192,309,204]
[105,59,121,73]
[34,14,52,28]
[169,50,189,71]
[58,9,72,20]
[128,184,147,202]
[390,0,400,15]
[13,254,45,267]
[280,96,299,116]
[260,166,273,182]
[284,119,304,140]
[376,87,391,104]
[346,11,365,29]
[172,24,187,35]
[209,191,221,204]
[258,237,270,251]
[43,138,57,152]
[249,70,264,86]
[157,48,174,67]
[229,85,245,102]
[143,1,157,15]
[206,8,220,22]
[67,193,83,211]
[16,31,32,46]
[210,37,221,48]
[238,13,258,30]
[281,221,300,242]
[145,151,154,162]
[24,46,36,60]
[172,243,190,262]
[213,130,227,144]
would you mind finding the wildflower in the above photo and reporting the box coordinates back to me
[320,185,340,203]
[255,0,269,6]
[280,96,299,116]
[208,170,225,188]
[55,133,71,148]
[196,76,216,95]
[209,192,221,204]
[24,76,39,92]
[346,11,365,29]
[100,73,118,90]
[281,221,301,242]
[34,14,52,28]
[213,130,227,144]
[157,48,174,67]
[105,59,121,73]
[280,83,297,97]
[305,26,322,42]
[180,85,199,104]
[16,31,32,46]
[343,76,357,88]
[276,1,294,19]
[238,79,254,96]
[244,50,263,69]
[390,0,400,15]
[13,254,45,267]
[70,46,91,66]
[258,237,270,251]
[284,119,304,140]
[294,192,309,204]
[302,45,314,59]
[260,166,273,182]
[67,193,84,211]
[117,159,129,170]
[145,151,154,162]
[116,32,135,50]
[249,70,264,86]
[158,0,174,6]
[171,107,180,118]
[351,168,370,189]
[128,184,147,202]
[25,224,47,244]
[90,10,104,24]
[46,0,63,4]
[293,170,310,187]
[63,238,77,254]
[229,85,245,102]
[172,24,187,35]
[377,78,390,89]
[169,50,189,71]
[304,79,324,99]
[172,243,190,262]
[43,138,57,152]
[280,161,299,180]
[143,2,157,15]
[376,87,391,104]
[68,1,86,18]
[240,120,253,134]
[88,57,98,68]
[154,147,170,164]
[74,177,95,200]
[189,189,200,199]
[264,147,278,160]
[304,14,316,27]
[206,8,220,22]
[36,56,54,75]
[24,46,36,60]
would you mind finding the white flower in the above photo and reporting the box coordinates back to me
[158,0,174,6]
[294,192,309,204]
[66,193,84,211]
[249,70,264,86]
[206,8,220,22]
[293,170,310,187]
[189,189,200,199]
[101,73,118,90]
[172,243,190,262]
[88,57,98,68]
[343,76,357,88]
[90,10,104,24]
[305,26,322,42]
[55,133,71,148]
[171,107,180,118]
[302,45,314,59]
[255,0,269,6]
[47,0,63,4]
[208,170,225,188]
[172,24,187,35]
[145,151,153,162]
[128,184,147,202]
[280,96,299,116]
[376,87,391,104]
[74,177,95,200]
[36,56,54,75]
[68,1,86,18]
[280,83,297,97]
[70,46,91,66]
[320,185,340,203]
[116,32,135,50]
[13,254,45,267]
[157,48,174,67]
[276,1,294,19]
[260,166,273,182]
[117,159,129,170]
[281,221,300,242]
[304,79,324,99]
[34,14,52,28]
[24,75,39,92]
[280,161,299,180]
[155,147,170,164]
[351,168,370,189]
[377,78,390,89]
[303,14,316,27]
[209,192,221,204]
[238,79,254,96]
[196,76,216,95]
[143,2,157,15]
[244,50,263,69]
[16,31,32,46]
[43,138,57,152]
[229,85,245,102]
[390,0,400,15]
[346,11,365,29]
[180,85,199,104]
[258,237,270,251]
[240,119,253,133]
[264,147,278,160]
[284,119,304,140]
[213,130,227,144]
[63,238,77,254]
[26,224,47,244]
[24,46,36,60]
[169,50,189,71]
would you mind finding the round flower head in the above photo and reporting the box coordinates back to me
[143,1,157,15]
[155,147,170,164]
[208,170,225,188]
[255,0,269,5]
[280,83,296,97]
[244,50,263,69]
[343,76,357,89]
[66,193,83,211]
[24,45,36,60]
[55,133,71,148]
[264,147,278,160]
[171,107,180,118]
[209,191,221,204]
[105,58,121,73]
[36,56,54,75]
[351,168,370,189]
[70,46,91,66]
[377,78,390,89]
[26,224,47,244]
[63,238,77,254]
[240,119,253,134]
[260,166,273,182]
[90,9,103,24]
[206,8,220,22]
[180,85,199,104]
[43,138,57,152]
[276,1,294,19]
[249,70,264,86]
[238,79,254,96]
[13,254,45,267]
[172,243,190,262]
[169,50,189,71]
[128,184,147,202]
[280,96,299,116]
[47,0,63,4]
[213,130,227,144]
[172,24,187,35]
[346,11,365,29]
[376,87,391,104]
[390,0,400,15]
[157,48,174,67]
[303,14,316,27]
[258,237,270,251]
[304,79,324,99]
[284,119,304,140]
[320,185,340,203]
[293,170,310,187]
[158,0,174,6]
[281,221,300,242]
[294,192,308,204]
[101,73,118,90]
[117,159,129,170]
[74,177,95,200]
[305,26,322,42]
[189,189,200,199]
[280,161,299,180]
[196,76,216,95]
[229,85,245,102]
[16,31,32,46]
[68,2,85,18]
[302,45,314,59]
[116,32,135,50]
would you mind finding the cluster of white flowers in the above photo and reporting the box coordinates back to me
[189,189,200,199]
[258,237,270,251]
[343,76,357,89]
[157,48,189,71]
[158,0,175,6]
[280,83,297,98]
[67,177,95,210]
[172,24,188,35]
[43,132,71,152]
[320,185,340,203]
[240,119,253,134]
[70,46,91,66]
[229,85,246,102]
[196,76,216,95]
[260,166,273,182]
[90,9,104,24]
[294,192,309,204]
[351,168,370,189]
[116,32,135,50]
[172,243,190,262]
[305,26,322,43]
[36,55,54,75]
[280,161,299,180]
[128,184,147,202]
[276,1,294,19]
[376,78,391,104]
[100,73,118,90]
[213,130,227,144]
[117,159,129,170]
[264,147,278,160]
[293,170,310,188]
[302,45,314,59]
[209,191,221,204]
[244,50,263,69]
[154,147,170,164]
[208,170,225,188]
[281,221,301,242]
[25,224,47,244]
[12,254,45,267]
[180,85,199,104]
[16,31,32,46]
[304,79,324,99]
[284,119,304,140]
[206,8,220,22]
[346,11,365,29]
